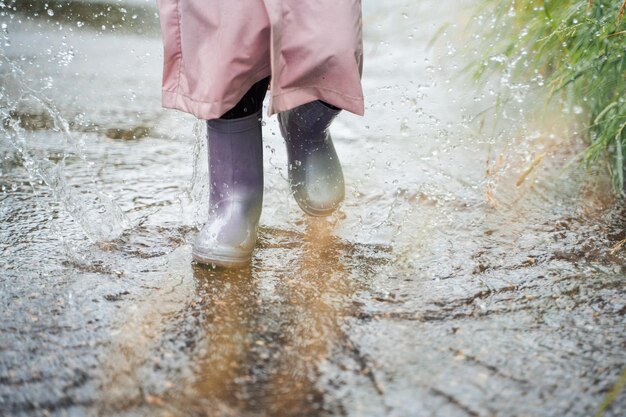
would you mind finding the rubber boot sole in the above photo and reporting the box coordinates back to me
[191,249,252,268]
[293,196,339,217]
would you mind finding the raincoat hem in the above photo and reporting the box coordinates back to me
[161,66,272,120]
[269,86,364,116]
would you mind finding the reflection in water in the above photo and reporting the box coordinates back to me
[186,219,365,416]
[97,222,389,417]
[188,265,259,416]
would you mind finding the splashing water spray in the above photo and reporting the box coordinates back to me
[0,55,130,243]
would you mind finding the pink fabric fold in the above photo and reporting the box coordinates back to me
[156,0,364,120]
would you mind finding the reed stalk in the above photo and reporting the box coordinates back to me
[471,0,626,195]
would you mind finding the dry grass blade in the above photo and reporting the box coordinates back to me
[609,238,626,255]
[516,153,546,188]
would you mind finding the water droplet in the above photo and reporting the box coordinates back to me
[47,9,54,16]
[400,117,410,137]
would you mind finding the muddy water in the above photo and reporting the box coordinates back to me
[1,1,625,416]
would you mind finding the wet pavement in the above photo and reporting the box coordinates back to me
[1,1,625,416]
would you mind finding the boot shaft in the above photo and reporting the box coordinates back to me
[206,110,264,207]
[280,100,341,145]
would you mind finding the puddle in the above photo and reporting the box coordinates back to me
[1,1,624,416]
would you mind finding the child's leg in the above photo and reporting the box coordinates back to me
[263,1,363,216]
[192,79,270,267]
[278,100,344,216]
[220,77,270,120]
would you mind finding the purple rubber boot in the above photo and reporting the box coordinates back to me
[192,110,264,267]
[278,100,344,216]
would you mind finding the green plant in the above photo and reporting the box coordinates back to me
[594,367,626,417]
[472,0,626,195]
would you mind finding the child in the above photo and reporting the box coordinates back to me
[156,0,364,267]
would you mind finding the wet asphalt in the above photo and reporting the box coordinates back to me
[1,1,625,416]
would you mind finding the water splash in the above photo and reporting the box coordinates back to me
[179,119,208,228]
[0,55,130,242]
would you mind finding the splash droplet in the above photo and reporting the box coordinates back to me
[400,117,410,137]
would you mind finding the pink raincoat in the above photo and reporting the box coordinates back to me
[156,0,364,120]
